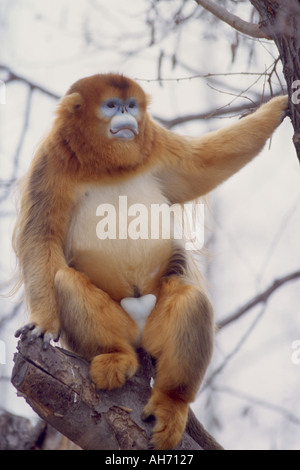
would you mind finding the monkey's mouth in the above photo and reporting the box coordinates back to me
[109,114,139,141]
[110,128,137,140]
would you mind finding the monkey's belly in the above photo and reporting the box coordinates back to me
[71,238,171,301]
[65,176,174,301]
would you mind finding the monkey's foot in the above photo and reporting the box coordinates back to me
[90,350,139,390]
[15,322,60,350]
[142,390,189,450]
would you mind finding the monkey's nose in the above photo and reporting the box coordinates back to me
[110,114,139,140]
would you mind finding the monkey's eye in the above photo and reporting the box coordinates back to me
[101,98,121,117]
[126,98,139,116]
[107,101,117,109]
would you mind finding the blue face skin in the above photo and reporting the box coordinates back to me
[101,98,139,141]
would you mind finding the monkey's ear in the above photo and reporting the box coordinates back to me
[60,92,83,113]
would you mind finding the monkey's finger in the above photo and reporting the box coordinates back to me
[42,331,60,350]
[15,322,36,338]
[27,325,43,343]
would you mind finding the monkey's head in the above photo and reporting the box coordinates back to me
[54,74,154,175]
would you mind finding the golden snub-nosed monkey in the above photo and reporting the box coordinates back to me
[13,73,288,449]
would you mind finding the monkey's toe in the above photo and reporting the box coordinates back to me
[90,350,138,390]
[142,400,156,422]
[143,391,189,450]
[15,322,37,339]
[15,322,60,349]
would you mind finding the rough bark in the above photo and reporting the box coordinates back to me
[250,0,300,163]
[11,334,223,451]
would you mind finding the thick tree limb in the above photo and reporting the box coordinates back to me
[250,0,300,163]
[11,334,223,450]
[194,0,269,39]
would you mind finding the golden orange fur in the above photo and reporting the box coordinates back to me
[13,73,288,449]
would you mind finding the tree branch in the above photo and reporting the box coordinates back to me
[11,334,223,450]
[218,270,300,329]
[0,64,61,100]
[194,0,269,39]
[250,0,300,163]
[154,98,264,129]
[212,385,300,426]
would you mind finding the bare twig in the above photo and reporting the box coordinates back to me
[0,86,33,204]
[206,304,267,387]
[0,302,23,331]
[194,0,269,39]
[135,71,271,84]
[0,64,61,100]
[154,95,272,129]
[212,385,300,426]
[218,270,300,329]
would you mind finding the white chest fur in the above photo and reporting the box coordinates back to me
[65,172,173,299]
[68,172,171,246]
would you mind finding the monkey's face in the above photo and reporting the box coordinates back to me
[57,74,153,173]
[100,97,139,141]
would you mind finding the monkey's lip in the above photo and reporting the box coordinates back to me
[110,127,138,140]
[109,114,139,140]
[110,127,137,136]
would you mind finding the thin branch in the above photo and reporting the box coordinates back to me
[206,304,267,388]
[154,102,249,129]
[135,71,271,84]
[255,193,300,288]
[13,87,33,168]
[212,385,300,426]
[0,179,17,187]
[0,65,60,203]
[218,270,300,329]
[0,64,61,100]
[0,86,33,204]
[154,96,267,129]
[0,301,23,331]
[194,0,269,39]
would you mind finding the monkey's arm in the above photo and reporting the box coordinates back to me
[155,96,288,203]
[13,150,74,345]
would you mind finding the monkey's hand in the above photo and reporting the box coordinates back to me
[15,322,60,350]
[255,95,289,126]
[240,95,289,122]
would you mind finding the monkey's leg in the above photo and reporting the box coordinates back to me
[54,267,139,390]
[141,276,214,450]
